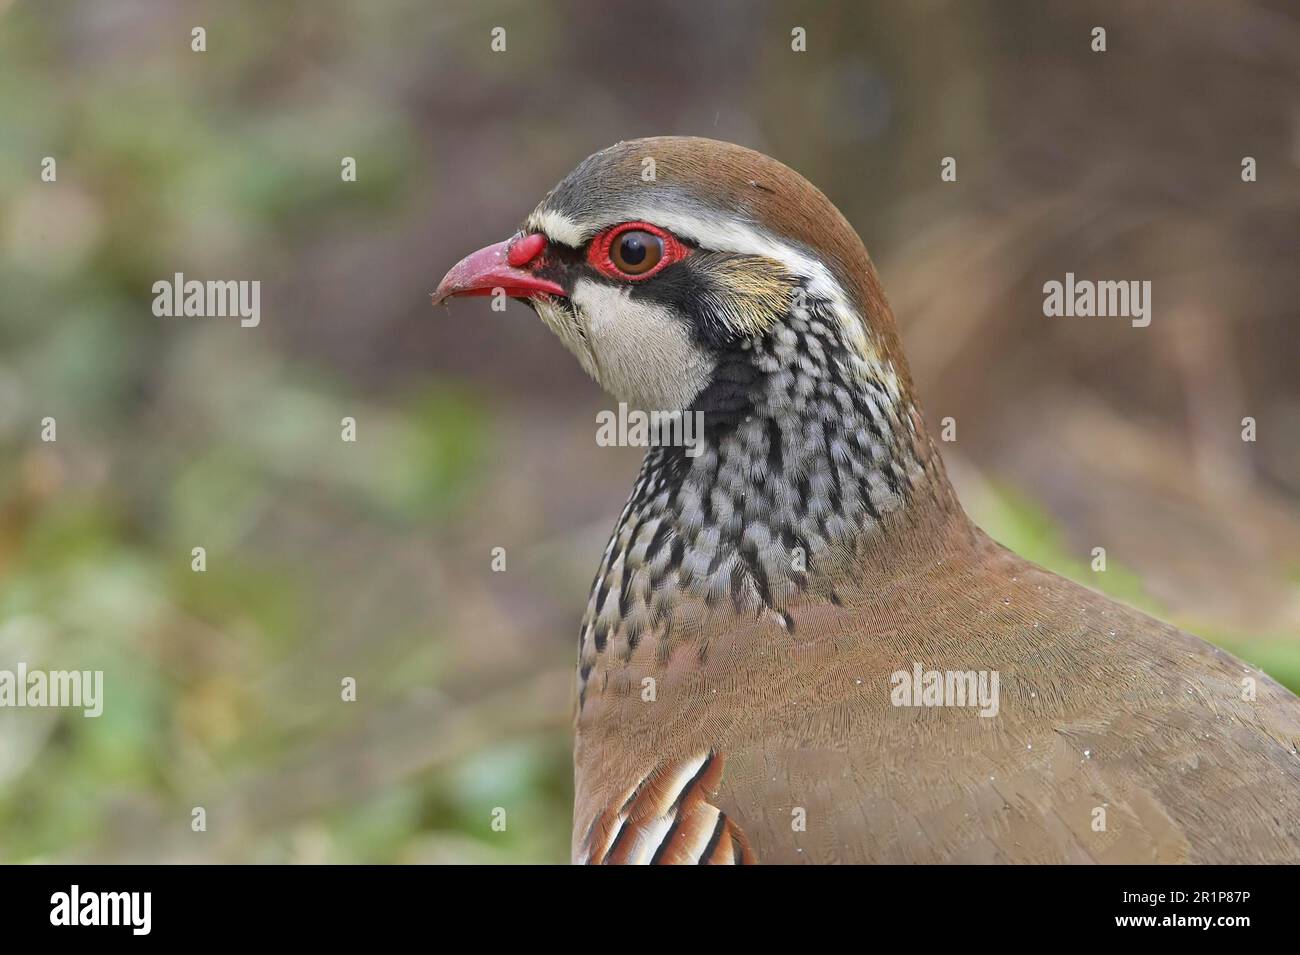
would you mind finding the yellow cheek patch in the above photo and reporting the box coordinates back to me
[692,254,799,337]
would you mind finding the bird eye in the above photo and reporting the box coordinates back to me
[587,221,686,281]
[610,230,663,275]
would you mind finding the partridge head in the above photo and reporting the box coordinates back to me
[437,137,1300,864]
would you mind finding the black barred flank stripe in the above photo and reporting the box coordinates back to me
[602,817,630,864]
[698,812,728,865]
[648,813,683,865]
[674,751,715,813]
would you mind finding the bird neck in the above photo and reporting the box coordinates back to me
[577,300,967,695]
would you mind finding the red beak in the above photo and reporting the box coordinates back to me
[432,235,566,304]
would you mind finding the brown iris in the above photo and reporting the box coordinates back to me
[610,230,663,275]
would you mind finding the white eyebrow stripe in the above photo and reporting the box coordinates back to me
[635,204,871,360]
[639,206,841,293]
[527,208,585,246]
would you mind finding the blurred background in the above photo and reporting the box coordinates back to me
[0,0,1297,863]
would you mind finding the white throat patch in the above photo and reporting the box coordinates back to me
[569,279,715,412]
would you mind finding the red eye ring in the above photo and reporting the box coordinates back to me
[588,221,689,281]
